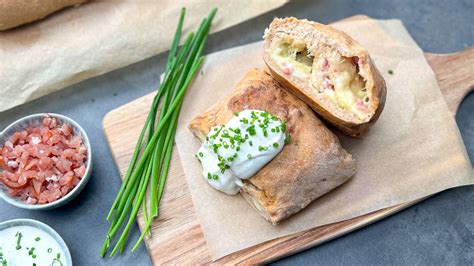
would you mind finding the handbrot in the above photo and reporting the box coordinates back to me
[263,17,387,136]
[189,69,356,224]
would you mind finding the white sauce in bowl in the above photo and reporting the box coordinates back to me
[0,225,67,266]
[196,110,287,195]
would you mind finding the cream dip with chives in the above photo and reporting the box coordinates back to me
[196,110,287,195]
[0,225,66,266]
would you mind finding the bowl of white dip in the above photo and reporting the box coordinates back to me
[0,219,72,265]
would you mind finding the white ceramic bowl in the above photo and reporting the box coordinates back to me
[0,113,92,210]
[0,218,73,265]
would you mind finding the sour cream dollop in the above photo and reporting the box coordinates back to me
[196,110,287,195]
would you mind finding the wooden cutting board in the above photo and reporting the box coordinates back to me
[102,25,473,265]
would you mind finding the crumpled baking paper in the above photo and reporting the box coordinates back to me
[0,0,286,112]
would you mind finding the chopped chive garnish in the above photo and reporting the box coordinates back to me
[35,237,40,241]
[15,231,22,250]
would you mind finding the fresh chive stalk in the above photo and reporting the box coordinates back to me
[100,7,217,257]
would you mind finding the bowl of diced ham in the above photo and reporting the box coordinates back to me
[0,113,92,210]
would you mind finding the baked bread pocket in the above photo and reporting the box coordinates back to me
[189,69,356,225]
[263,17,387,137]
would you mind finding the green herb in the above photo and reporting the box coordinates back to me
[247,154,252,159]
[47,248,52,253]
[258,146,268,152]
[35,237,40,242]
[388,69,394,75]
[15,231,22,250]
[247,125,256,136]
[285,134,291,144]
[28,247,37,259]
[198,152,204,157]
[273,142,279,148]
[0,250,4,266]
[52,256,63,266]
[100,7,217,257]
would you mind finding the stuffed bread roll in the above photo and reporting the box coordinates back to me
[189,69,355,225]
[263,17,387,137]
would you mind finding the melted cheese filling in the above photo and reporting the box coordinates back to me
[271,39,370,121]
[272,42,313,79]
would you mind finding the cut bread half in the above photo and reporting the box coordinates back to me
[263,17,387,137]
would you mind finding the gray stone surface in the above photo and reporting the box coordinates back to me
[0,0,472,265]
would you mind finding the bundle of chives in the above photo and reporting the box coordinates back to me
[100,7,217,257]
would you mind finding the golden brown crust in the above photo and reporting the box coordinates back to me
[263,17,387,137]
[0,0,87,30]
[189,69,356,224]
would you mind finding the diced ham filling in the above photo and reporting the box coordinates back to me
[356,100,369,112]
[282,62,293,76]
[0,116,87,204]
[322,58,330,71]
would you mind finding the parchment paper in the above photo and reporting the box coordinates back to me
[175,18,474,260]
[0,0,286,112]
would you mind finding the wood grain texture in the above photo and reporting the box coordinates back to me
[102,45,473,264]
[425,48,474,113]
